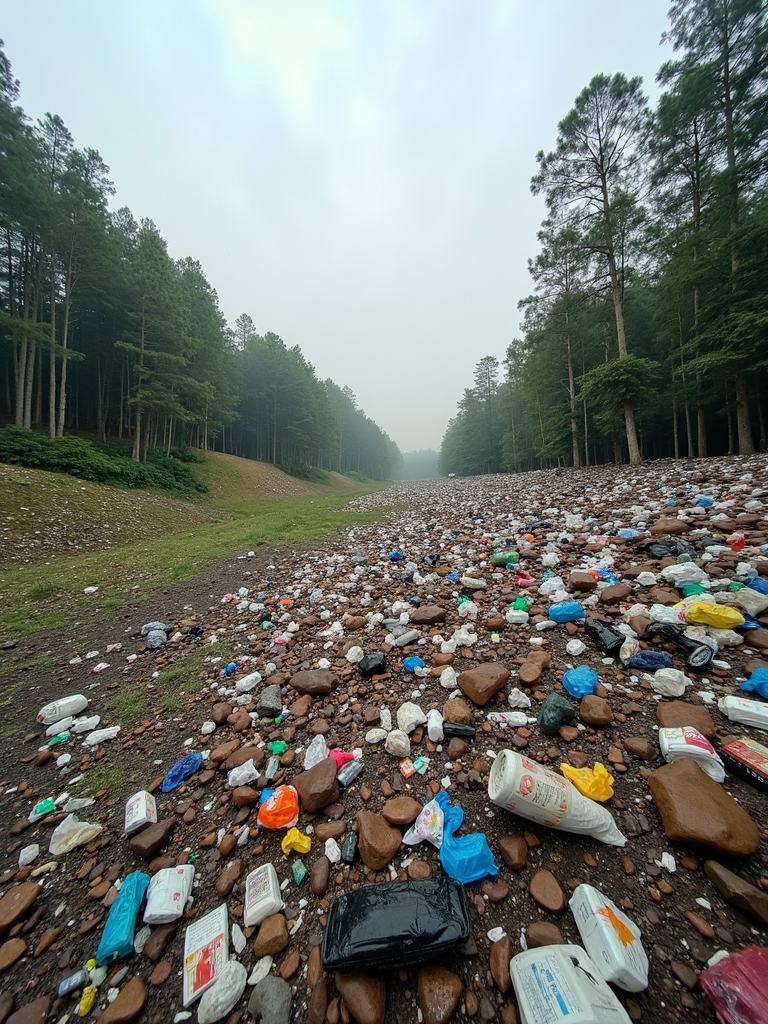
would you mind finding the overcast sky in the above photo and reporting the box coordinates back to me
[4,1,673,453]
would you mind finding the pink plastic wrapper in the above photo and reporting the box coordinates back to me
[328,750,354,769]
[699,947,768,1024]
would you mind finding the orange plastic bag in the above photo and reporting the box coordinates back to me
[257,785,299,829]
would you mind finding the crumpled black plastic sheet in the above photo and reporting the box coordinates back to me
[321,878,471,972]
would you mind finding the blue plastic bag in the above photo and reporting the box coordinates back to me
[562,665,598,698]
[439,796,498,884]
[741,669,768,701]
[747,579,768,596]
[403,657,424,673]
[96,871,149,966]
[549,601,585,624]
[618,528,639,540]
[624,650,674,671]
[735,612,760,632]
[160,752,203,793]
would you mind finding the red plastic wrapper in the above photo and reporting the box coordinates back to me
[699,946,768,1024]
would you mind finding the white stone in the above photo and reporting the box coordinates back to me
[384,729,411,758]
[197,961,247,1024]
[397,701,426,734]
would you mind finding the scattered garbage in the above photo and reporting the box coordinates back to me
[49,814,104,855]
[321,879,471,972]
[718,695,768,731]
[124,790,157,835]
[659,727,726,782]
[562,665,598,699]
[720,737,768,793]
[96,871,150,965]
[37,694,88,726]
[569,884,649,991]
[560,762,615,801]
[489,750,626,845]
[257,786,299,829]
[182,904,229,1006]
[699,945,768,1024]
[144,865,195,924]
[161,752,203,792]
[439,796,498,883]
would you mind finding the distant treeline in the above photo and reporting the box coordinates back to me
[440,0,768,475]
[0,42,400,480]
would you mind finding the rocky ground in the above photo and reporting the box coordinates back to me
[1,455,768,1024]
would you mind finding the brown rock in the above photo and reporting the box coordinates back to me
[518,660,542,686]
[457,663,510,706]
[569,572,597,592]
[622,737,658,761]
[526,922,565,947]
[335,972,386,1024]
[649,587,680,606]
[279,950,301,979]
[628,615,652,637]
[579,695,613,726]
[215,858,244,897]
[528,870,566,913]
[418,966,463,1024]
[128,819,174,861]
[98,977,147,1024]
[307,975,328,1024]
[600,583,631,604]
[232,786,260,807]
[143,923,177,961]
[409,605,447,626]
[289,694,313,718]
[210,702,232,724]
[381,796,422,826]
[655,701,716,739]
[149,960,171,986]
[253,914,289,956]
[356,811,402,871]
[289,669,338,696]
[407,860,432,880]
[293,759,339,813]
[649,760,760,856]
[489,935,511,993]
[345,616,367,631]
[0,884,39,936]
[6,996,49,1024]
[482,882,509,903]
[498,836,527,872]
[650,517,690,535]
[443,698,472,725]
[0,992,14,1024]
[224,745,264,770]
[0,939,26,973]
[703,860,768,926]
[447,737,468,759]
[307,945,323,989]
[209,738,240,763]
[310,856,331,896]
[33,926,61,957]
[314,820,346,841]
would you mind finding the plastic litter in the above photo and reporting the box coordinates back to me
[49,814,103,856]
[721,737,768,794]
[328,749,353,770]
[243,864,282,927]
[321,878,471,972]
[96,871,150,966]
[560,762,614,802]
[402,794,446,848]
[659,727,726,782]
[718,695,768,731]
[649,668,688,697]
[741,668,768,701]
[358,652,387,676]
[647,622,714,670]
[510,944,631,1024]
[489,750,626,846]
[124,791,157,835]
[549,601,585,623]
[143,865,195,924]
[257,785,299,829]
[487,711,530,728]
[623,650,674,671]
[57,969,90,997]
[686,601,745,629]
[281,827,311,856]
[37,694,88,726]
[699,945,768,1024]
[562,666,598,699]
[584,618,624,658]
[337,759,364,787]
[303,734,328,770]
[439,799,498,883]
[569,884,649,992]
[161,752,203,792]
[77,986,96,1016]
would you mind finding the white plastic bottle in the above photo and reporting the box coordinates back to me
[38,694,88,725]
[243,864,282,927]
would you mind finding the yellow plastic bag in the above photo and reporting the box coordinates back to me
[281,826,311,856]
[685,601,745,629]
[560,761,614,802]
[78,986,96,1017]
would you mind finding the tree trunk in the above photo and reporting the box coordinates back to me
[734,372,754,454]
[623,402,641,465]
[672,394,679,460]
[684,403,693,459]
[22,339,35,429]
[56,252,74,437]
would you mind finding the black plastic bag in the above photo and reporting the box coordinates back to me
[321,878,471,972]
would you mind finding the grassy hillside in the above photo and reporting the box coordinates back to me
[0,451,389,641]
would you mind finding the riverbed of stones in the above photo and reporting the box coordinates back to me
[2,455,768,1024]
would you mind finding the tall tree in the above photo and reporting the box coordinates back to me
[532,73,651,465]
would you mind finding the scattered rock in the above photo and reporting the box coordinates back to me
[335,972,386,1024]
[528,870,566,913]
[99,977,147,1024]
[418,966,463,1024]
[356,811,402,871]
[457,664,510,706]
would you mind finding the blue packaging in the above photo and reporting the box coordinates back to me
[624,651,674,671]
[96,871,149,966]
[549,601,585,624]
[562,665,598,698]
[741,668,768,701]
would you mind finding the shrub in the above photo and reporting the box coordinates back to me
[279,462,329,483]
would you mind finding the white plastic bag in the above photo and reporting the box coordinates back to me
[143,865,195,924]
[227,758,260,787]
[49,814,103,855]
[402,798,445,848]
[648,668,688,697]
[658,727,725,783]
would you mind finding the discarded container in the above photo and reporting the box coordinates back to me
[243,864,282,927]
[549,601,585,623]
[562,666,598,699]
[584,618,624,658]
[686,601,745,629]
[444,722,476,740]
[337,759,364,787]
[96,871,150,965]
[718,695,768,731]
[488,751,626,846]
[659,727,725,782]
[569,884,649,992]
[144,865,195,924]
[57,969,90,997]
[183,904,229,1007]
[124,791,157,836]
[439,799,497,884]
[322,878,471,972]
[720,737,768,794]
[37,694,88,726]
[510,944,632,1024]
[646,622,713,670]
[699,945,768,1024]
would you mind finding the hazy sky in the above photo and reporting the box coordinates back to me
[4,1,673,452]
